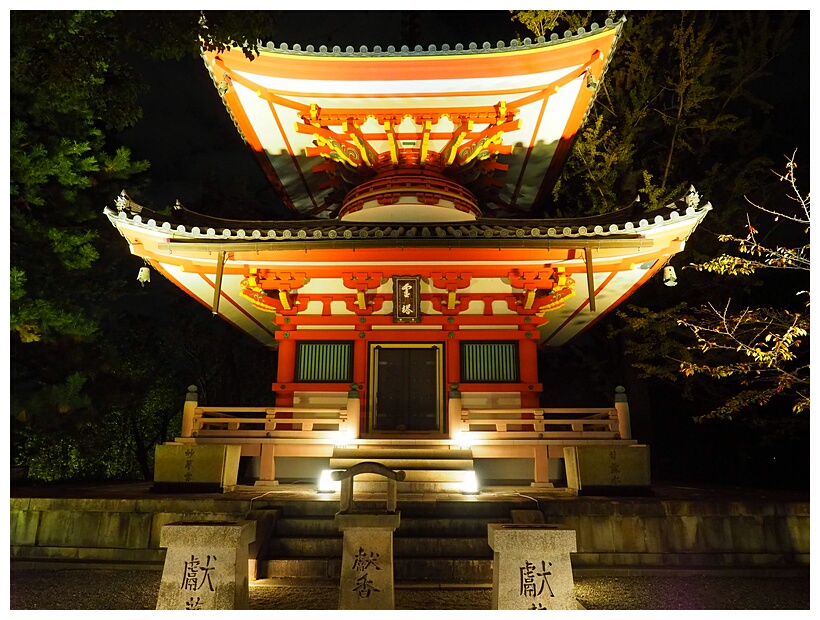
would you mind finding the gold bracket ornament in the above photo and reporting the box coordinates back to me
[384,120,399,165]
[525,289,537,310]
[441,119,473,166]
[343,120,378,167]
[279,290,292,311]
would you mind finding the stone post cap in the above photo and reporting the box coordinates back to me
[185,385,198,401]
[487,523,577,552]
[159,520,256,549]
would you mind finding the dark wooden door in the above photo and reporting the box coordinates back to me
[373,346,440,431]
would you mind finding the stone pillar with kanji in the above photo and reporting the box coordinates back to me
[333,462,404,610]
[488,524,579,610]
[156,520,256,610]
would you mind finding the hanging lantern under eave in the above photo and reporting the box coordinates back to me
[137,267,150,286]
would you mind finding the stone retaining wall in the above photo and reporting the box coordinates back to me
[9,496,809,573]
[544,499,810,569]
[10,497,277,577]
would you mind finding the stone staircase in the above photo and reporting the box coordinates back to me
[328,445,475,493]
[257,498,517,583]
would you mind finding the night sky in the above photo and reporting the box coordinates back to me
[116,10,811,220]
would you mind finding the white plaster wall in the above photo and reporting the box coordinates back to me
[292,391,348,408]
[462,392,522,409]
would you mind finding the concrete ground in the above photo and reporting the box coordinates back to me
[9,567,810,610]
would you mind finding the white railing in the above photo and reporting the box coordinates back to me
[178,385,631,443]
[458,407,619,439]
[190,406,348,438]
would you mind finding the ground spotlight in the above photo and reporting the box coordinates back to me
[317,469,341,493]
[461,470,480,495]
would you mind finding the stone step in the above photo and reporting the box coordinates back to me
[268,536,341,557]
[268,536,492,559]
[396,517,511,537]
[257,557,493,582]
[275,516,511,538]
[332,448,473,461]
[353,479,465,493]
[275,516,339,537]
[271,498,522,519]
[340,469,468,482]
[329,458,474,470]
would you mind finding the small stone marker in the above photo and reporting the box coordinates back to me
[153,444,241,492]
[333,462,405,610]
[156,520,256,610]
[563,445,650,494]
[488,523,578,610]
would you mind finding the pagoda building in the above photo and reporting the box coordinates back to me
[106,17,710,489]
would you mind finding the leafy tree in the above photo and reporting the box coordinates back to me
[678,152,809,417]
[10,10,279,481]
[614,152,809,421]
[10,11,149,344]
[509,10,592,38]
[512,10,808,487]
[545,11,797,216]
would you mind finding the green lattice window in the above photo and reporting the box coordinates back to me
[295,342,353,382]
[460,342,519,383]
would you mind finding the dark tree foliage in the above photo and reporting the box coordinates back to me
[10,10,278,481]
[549,11,798,216]
[515,10,809,487]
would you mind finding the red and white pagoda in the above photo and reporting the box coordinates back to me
[106,17,710,489]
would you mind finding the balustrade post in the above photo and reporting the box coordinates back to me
[181,385,198,438]
[448,383,463,439]
[614,385,632,439]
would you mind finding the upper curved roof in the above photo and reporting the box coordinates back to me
[107,185,709,247]
[201,17,626,218]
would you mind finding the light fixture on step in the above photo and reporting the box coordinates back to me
[334,431,356,448]
[461,470,479,495]
[453,431,472,449]
[317,469,341,493]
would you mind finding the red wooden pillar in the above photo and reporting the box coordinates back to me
[353,337,368,433]
[275,336,296,407]
[261,333,297,483]
[519,337,539,408]
[446,338,460,387]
